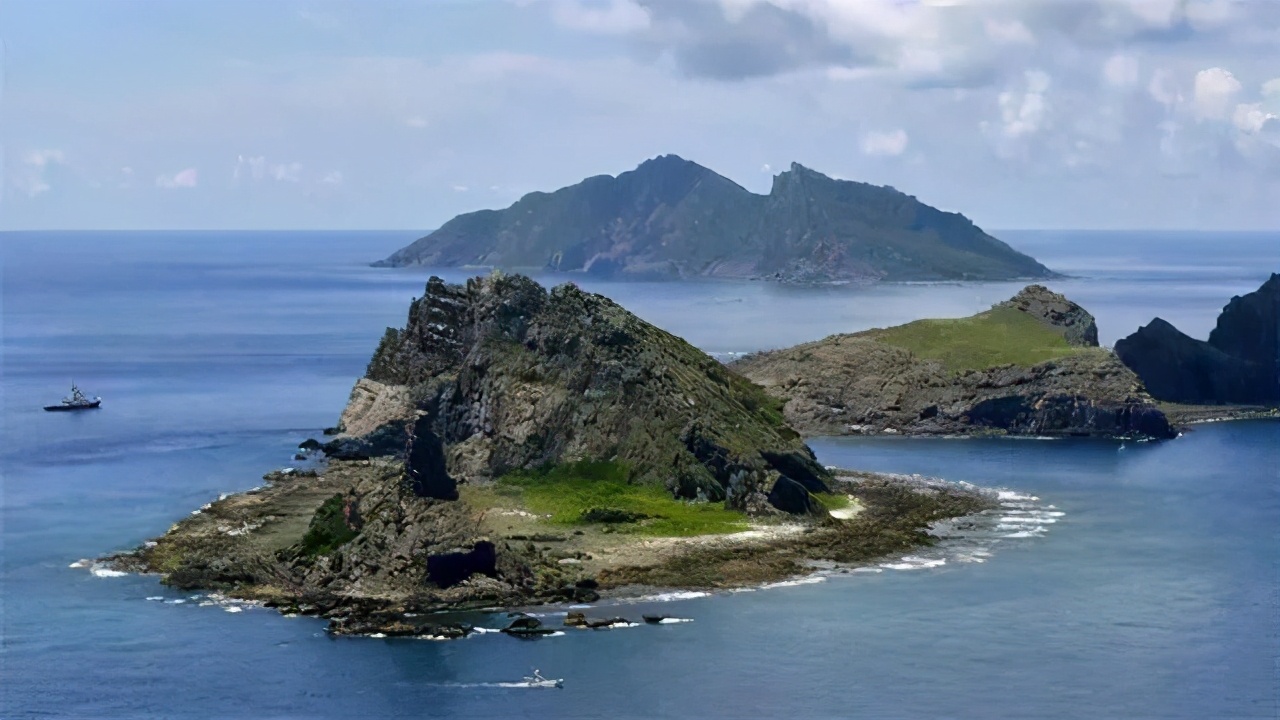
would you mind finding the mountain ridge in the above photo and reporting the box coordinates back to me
[376,155,1057,283]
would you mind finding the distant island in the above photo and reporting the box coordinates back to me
[374,155,1057,283]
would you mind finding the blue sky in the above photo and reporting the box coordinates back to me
[3,0,1278,230]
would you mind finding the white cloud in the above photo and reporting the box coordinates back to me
[15,149,66,196]
[1103,54,1139,88]
[234,155,302,182]
[861,129,909,156]
[451,184,469,192]
[405,116,428,128]
[984,18,1034,45]
[1263,78,1280,112]
[1232,103,1277,134]
[1193,67,1242,120]
[760,163,772,173]
[25,149,66,167]
[321,170,344,185]
[234,155,268,181]
[156,168,198,188]
[998,70,1050,138]
[550,0,649,34]
[271,162,303,182]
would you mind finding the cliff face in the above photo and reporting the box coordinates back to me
[733,287,1174,440]
[376,156,1055,283]
[1115,274,1279,405]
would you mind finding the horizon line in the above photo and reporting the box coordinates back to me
[2,227,1278,234]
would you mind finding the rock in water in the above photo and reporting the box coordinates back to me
[374,156,1055,283]
[1116,274,1280,405]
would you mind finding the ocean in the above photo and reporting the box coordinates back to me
[1,229,1277,719]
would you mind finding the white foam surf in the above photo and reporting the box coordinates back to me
[761,576,826,589]
[879,556,947,571]
[996,490,1039,502]
[630,590,710,603]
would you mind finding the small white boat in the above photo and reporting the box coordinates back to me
[518,668,563,689]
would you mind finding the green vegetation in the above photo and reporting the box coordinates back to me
[494,460,749,537]
[728,372,792,433]
[813,492,851,512]
[871,305,1091,373]
[297,494,359,557]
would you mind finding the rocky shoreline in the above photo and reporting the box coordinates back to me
[104,462,998,638]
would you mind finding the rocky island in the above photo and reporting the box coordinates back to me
[1115,273,1279,414]
[108,273,994,637]
[732,285,1176,439]
[375,155,1057,284]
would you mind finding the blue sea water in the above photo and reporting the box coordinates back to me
[1,230,1277,719]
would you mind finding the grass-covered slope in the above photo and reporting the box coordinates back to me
[462,460,751,537]
[870,305,1093,373]
[376,155,1055,283]
[733,286,1173,439]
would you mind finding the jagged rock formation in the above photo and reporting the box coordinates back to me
[1115,274,1280,405]
[375,155,1055,283]
[733,287,1174,439]
[363,272,829,506]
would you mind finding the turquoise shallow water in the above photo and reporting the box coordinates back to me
[1,230,1277,719]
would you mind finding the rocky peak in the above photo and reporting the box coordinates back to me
[360,272,831,512]
[999,285,1099,347]
[1208,272,1279,367]
[1115,274,1280,405]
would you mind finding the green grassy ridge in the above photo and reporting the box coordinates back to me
[868,305,1091,373]
[492,460,751,537]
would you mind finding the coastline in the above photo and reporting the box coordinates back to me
[101,461,997,639]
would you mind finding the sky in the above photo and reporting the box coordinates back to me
[2,0,1278,231]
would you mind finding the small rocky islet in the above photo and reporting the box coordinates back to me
[105,273,1275,638]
